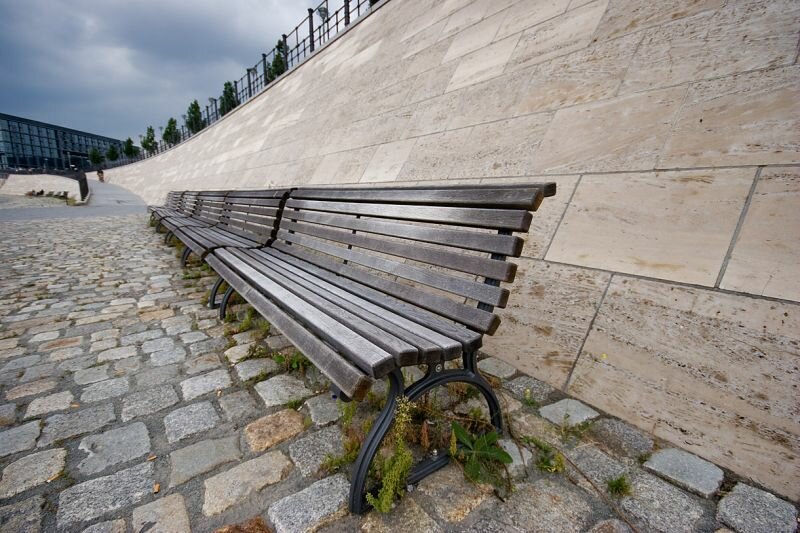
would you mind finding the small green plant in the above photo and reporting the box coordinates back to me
[252,318,271,340]
[340,400,357,430]
[323,435,362,474]
[245,344,270,360]
[182,271,201,280]
[366,390,386,411]
[523,436,565,474]
[237,306,257,332]
[450,421,513,490]
[559,414,593,443]
[367,397,414,513]
[273,351,310,374]
[286,399,303,409]
[522,388,539,409]
[607,474,632,497]
[637,453,651,465]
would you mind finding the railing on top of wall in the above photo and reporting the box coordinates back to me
[109,0,381,170]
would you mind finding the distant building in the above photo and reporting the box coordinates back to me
[0,112,124,171]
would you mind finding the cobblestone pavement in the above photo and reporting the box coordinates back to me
[0,214,797,533]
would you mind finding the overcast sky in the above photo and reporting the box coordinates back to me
[0,0,318,141]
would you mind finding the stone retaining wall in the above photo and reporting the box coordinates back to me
[0,174,80,200]
[105,0,800,500]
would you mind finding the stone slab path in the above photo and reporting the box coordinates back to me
[0,212,796,533]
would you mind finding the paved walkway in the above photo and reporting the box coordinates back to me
[0,211,796,532]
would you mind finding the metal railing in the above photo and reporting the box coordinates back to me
[114,0,380,167]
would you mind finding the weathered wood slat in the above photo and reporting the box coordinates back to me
[281,219,516,281]
[228,249,424,366]
[293,184,554,209]
[247,249,464,361]
[205,254,372,399]
[271,242,499,334]
[277,230,509,307]
[286,210,524,256]
[285,199,533,231]
[218,249,396,377]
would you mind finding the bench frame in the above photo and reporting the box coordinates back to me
[150,185,552,514]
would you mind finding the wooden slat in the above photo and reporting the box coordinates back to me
[281,219,516,281]
[271,242,499,334]
[285,199,533,231]
[286,210,524,256]
[229,249,423,366]
[247,249,464,361]
[217,249,396,377]
[277,230,509,307]
[205,254,372,399]
[293,184,555,209]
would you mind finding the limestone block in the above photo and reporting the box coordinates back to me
[443,9,507,63]
[397,129,473,181]
[440,0,492,40]
[593,0,723,41]
[506,0,609,72]
[446,69,530,130]
[495,0,571,41]
[446,34,521,92]
[360,139,417,183]
[721,167,800,302]
[568,276,800,501]
[621,1,799,94]
[482,258,611,389]
[533,86,685,173]
[546,169,753,285]
[661,66,800,168]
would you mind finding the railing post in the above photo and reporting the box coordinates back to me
[262,53,268,85]
[344,0,350,25]
[307,8,315,53]
[246,68,254,99]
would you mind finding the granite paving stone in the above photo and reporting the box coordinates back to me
[245,409,305,452]
[0,448,66,498]
[620,471,716,532]
[80,377,130,402]
[477,357,517,379]
[254,374,313,408]
[504,375,556,403]
[83,519,127,533]
[0,404,15,426]
[304,394,340,426]
[169,435,241,486]
[234,358,278,381]
[218,390,258,421]
[223,342,254,364]
[644,448,724,498]
[150,345,186,366]
[589,418,654,459]
[38,403,115,448]
[121,385,180,421]
[77,422,151,475]
[135,363,180,387]
[289,425,344,476]
[5,378,57,400]
[269,474,350,533]
[57,462,154,527]
[24,390,73,418]
[97,345,137,362]
[0,495,44,533]
[163,401,220,443]
[539,398,600,427]
[179,369,232,400]
[184,352,221,375]
[717,483,798,533]
[0,421,40,458]
[132,493,191,533]
[203,451,293,516]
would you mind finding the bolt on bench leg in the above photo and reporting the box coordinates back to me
[349,352,504,514]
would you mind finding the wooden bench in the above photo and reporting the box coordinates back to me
[150,182,555,513]
[164,189,290,266]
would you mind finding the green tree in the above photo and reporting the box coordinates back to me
[106,145,119,161]
[185,99,205,134]
[88,147,104,165]
[269,40,288,80]
[122,137,140,158]
[220,81,238,116]
[141,127,157,155]
[162,118,180,146]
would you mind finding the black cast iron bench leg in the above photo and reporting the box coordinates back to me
[180,246,192,267]
[349,350,503,514]
[218,285,235,320]
[164,231,173,244]
[207,277,225,309]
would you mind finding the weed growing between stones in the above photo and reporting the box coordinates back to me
[559,414,594,443]
[272,351,310,375]
[522,388,539,409]
[367,397,414,513]
[607,474,632,497]
[521,435,565,473]
[450,421,513,496]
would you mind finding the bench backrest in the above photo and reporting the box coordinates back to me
[193,191,228,225]
[274,184,555,335]
[164,191,182,210]
[217,189,291,244]
[179,191,202,216]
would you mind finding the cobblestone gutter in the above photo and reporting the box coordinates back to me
[0,215,796,532]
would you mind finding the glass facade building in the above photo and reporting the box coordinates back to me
[0,112,124,171]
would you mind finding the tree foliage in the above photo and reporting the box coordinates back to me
[106,145,119,162]
[269,40,288,80]
[88,147,104,165]
[220,81,238,116]
[185,99,205,134]
[122,137,140,158]
[162,118,180,146]
[141,127,157,154]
